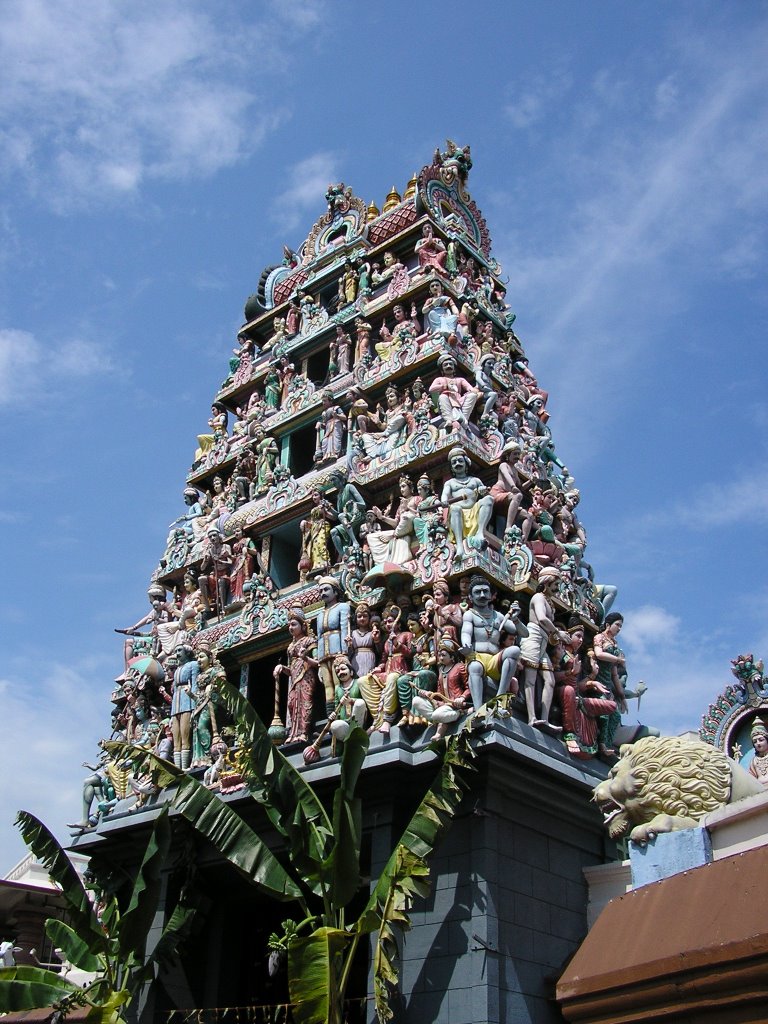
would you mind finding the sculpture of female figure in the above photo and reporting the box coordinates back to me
[354,317,372,364]
[593,612,628,756]
[366,474,421,566]
[427,578,463,648]
[333,326,352,375]
[264,367,281,411]
[554,628,617,759]
[195,402,228,462]
[229,526,258,603]
[338,261,358,305]
[359,386,409,460]
[299,490,334,577]
[371,250,409,299]
[314,390,346,464]
[375,303,421,361]
[252,426,279,496]
[345,602,380,678]
[422,279,459,340]
[748,719,768,785]
[278,356,296,405]
[358,606,413,734]
[396,609,437,725]
[285,297,301,337]
[273,610,319,745]
[170,644,199,770]
[414,223,448,275]
[191,646,226,768]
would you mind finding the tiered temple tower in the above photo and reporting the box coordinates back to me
[75,143,651,1024]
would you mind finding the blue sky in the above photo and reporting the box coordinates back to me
[1,0,767,870]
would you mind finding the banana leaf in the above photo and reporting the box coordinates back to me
[326,725,368,910]
[15,812,107,958]
[45,919,103,973]
[362,732,476,1023]
[287,926,353,1024]
[109,745,302,902]
[131,887,202,987]
[118,808,171,959]
[215,681,334,881]
[0,965,80,1010]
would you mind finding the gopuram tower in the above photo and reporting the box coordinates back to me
[74,143,654,1024]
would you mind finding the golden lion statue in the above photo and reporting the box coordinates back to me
[592,735,763,844]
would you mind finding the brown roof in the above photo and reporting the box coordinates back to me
[557,845,768,1023]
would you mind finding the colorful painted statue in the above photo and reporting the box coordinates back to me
[367,474,421,566]
[358,386,410,460]
[554,627,617,759]
[315,390,346,463]
[422,279,459,339]
[371,250,409,299]
[358,605,412,734]
[461,575,527,711]
[748,718,768,785]
[191,645,225,767]
[519,567,566,735]
[315,577,351,715]
[345,602,380,679]
[430,354,480,432]
[441,447,494,558]
[375,303,420,361]
[396,608,437,725]
[273,609,319,745]
[490,439,534,540]
[229,526,259,603]
[411,638,471,738]
[414,222,448,275]
[299,491,335,577]
[170,644,199,770]
[593,612,628,756]
[330,654,367,745]
[198,527,234,617]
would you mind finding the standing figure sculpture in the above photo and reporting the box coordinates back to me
[315,390,346,464]
[273,610,319,745]
[315,577,351,715]
[191,646,226,768]
[520,568,567,735]
[170,644,199,770]
[461,575,527,711]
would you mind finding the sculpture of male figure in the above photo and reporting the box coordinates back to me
[461,574,528,711]
[328,469,367,559]
[520,567,568,735]
[198,527,234,617]
[315,576,351,716]
[170,644,199,770]
[441,447,495,559]
[429,354,480,431]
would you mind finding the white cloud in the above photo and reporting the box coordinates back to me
[0,660,107,872]
[0,0,315,208]
[0,327,116,406]
[271,151,342,232]
[504,69,572,129]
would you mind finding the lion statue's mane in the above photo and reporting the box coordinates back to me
[621,735,730,821]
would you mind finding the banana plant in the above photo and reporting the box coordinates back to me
[0,808,197,1024]
[112,680,475,1024]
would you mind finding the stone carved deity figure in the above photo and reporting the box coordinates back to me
[170,644,199,770]
[366,474,421,566]
[461,575,526,712]
[410,638,472,738]
[314,390,346,464]
[191,646,226,768]
[422,279,459,340]
[553,626,617,759]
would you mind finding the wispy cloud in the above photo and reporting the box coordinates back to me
[0,659,108,871]
[504,68,573,129]
[0,327,117,406]
[271,151,342,232]
[0,0,320,209]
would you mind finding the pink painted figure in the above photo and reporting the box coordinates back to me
[414,222,448,275]
[333,326,352,375]
[554,626,617,759]
[354,317,373,364]
[371,250,410,299]
[429,353,480,431]
[274,609,319,745]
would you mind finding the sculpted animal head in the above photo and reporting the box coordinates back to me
[592,736,731,840]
